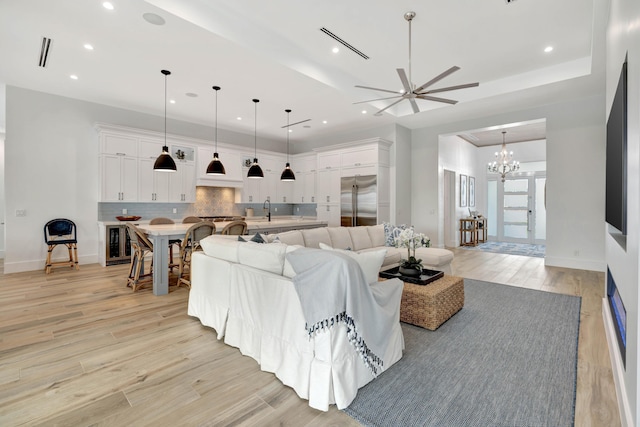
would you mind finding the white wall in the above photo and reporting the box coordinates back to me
[411,94,605,271]
[4,86,283,273]
[605,0,640,423]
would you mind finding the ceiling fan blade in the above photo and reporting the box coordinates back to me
[409,98,420,114]
[419,82,479,95]
[374,97,406,115]
[417,95,458,105]
[355,85,402,95]
[281,118,311,128]
[353,94,404,105]
[396,68,412,93]
[414,66,460,92]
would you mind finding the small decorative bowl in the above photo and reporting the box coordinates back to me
[116,216,142,221]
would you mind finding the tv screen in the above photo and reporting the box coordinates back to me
[605,59,627,235]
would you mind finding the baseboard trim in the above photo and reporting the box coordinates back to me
[544,256,605,272]
[4,254,99,274]
[602,300,633,427]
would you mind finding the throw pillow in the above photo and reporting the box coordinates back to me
[319,242,387,284]
[383,222,410,247]
[250,232,266,243]
[237,236,247,242]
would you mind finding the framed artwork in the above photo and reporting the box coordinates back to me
[460,174,468,207]
[468,176,476,207]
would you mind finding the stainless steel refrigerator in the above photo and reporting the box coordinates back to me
[341,175,377,227]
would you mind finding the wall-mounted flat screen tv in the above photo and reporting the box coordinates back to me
[605,59,627,236]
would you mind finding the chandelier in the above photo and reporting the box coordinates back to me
[487,131,520,182]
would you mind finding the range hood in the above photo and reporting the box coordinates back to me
[196,176,243,188]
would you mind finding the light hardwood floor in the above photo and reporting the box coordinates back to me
[0,248,621,426]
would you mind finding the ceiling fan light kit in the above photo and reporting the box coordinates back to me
[355,11,479,116]
[154,69,177,172]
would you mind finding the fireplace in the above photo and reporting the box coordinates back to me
[607,268,626,367]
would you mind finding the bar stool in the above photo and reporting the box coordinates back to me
[177,221,216,289]
[149,217,180,269]
[125,223,154,292]
[44,219,79,274]
[221,220,247,235]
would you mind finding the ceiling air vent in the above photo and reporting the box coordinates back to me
[38,37,52,68]
[505,0,517,3]
[319,27,369,60]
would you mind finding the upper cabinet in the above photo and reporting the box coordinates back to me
[196,146,243,187]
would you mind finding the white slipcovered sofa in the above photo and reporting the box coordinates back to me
[266,224,453,274]
[188,232,406,411]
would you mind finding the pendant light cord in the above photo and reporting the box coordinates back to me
[214,87,219,152]
[253,99,259,158]
[164,73,167,147]
[286,109,291,162]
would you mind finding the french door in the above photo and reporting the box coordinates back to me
[489,175,546,244]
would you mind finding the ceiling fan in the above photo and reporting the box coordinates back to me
[355,11,479,116]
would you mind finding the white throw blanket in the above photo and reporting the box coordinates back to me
[286,248,394,376]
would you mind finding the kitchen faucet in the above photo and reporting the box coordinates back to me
[263,199,271,222]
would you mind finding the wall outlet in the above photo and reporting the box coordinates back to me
[297,207,300,212]
[15,209,26,217]
[173,208,177,214]
[274,207,278,212]
[122,208,127,215]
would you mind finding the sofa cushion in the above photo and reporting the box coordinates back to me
[200,235,241,263]
[367,224,386,247]
[327,227,353,250]
[319,242,386,285]
[414,247,454,267]
[301,227,332,248]
[237,241,287,275]
[348,227,373,251]
[271,230,305,246]
[359,246,402,269]
[383,222,410,247]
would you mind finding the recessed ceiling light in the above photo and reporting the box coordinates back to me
[332,47,339,54]
[102,2,114,10]
[70,74,78,80]
[361,110,367,114]
[322,120,327,124]
[143,12,165,26]
[185,92,198,98]
[83,43,94,50]
[169,99,176,104]
[544,46,553,53]
[237,117,242,121]
[288,129,293,133]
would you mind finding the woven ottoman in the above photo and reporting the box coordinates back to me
[400,275,464,330]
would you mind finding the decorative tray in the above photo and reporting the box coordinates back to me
[116,216,142,221]
[379,267,444,285]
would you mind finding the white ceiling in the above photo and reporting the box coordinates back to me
[0,0,600,145]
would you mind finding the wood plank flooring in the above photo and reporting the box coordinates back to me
[0,249,621,426]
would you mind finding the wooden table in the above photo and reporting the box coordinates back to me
[137,223,192,296]
[459,218,487,246]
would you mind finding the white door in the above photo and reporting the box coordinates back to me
[494,175,546,244]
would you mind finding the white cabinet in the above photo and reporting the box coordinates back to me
[291,154,317,204]
[196,146,243,185]
[241,164,262,203]
[101,134,138,157]
[317,203,340,226]
[100,154,138,202]
[317,151,341,170]
[277,179,294,203]
[316,168,341,204]
[138,158,170,202]
[302,171,316,203]
[169,161,196,202]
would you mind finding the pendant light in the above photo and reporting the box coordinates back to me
[154,69,177,172]
[206,86,226,175]
[280,109,296,181]
[247,98,264,179]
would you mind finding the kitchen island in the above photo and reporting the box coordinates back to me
[97,216,327,268]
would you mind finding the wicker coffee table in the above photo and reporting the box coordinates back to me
[399,275,464,330]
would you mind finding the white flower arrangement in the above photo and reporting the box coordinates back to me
[394,228,430,270]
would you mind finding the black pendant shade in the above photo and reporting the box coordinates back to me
[154,69,177,172]
[206,86,226,175]
[280,109,296,181]
[247,99,264,179]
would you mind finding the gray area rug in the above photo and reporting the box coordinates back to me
[344,279,581,427]
[460,242,546,258]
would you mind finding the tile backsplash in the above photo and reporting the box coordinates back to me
[98,186,317,221]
